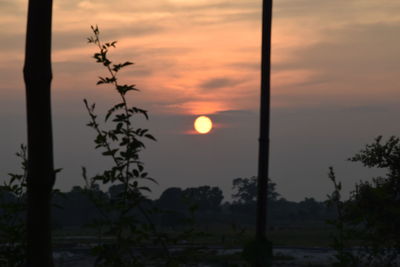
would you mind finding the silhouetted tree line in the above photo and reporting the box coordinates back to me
[1,177,335,231]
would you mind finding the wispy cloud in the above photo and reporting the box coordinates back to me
[200,77,239,90]
[1,0,400,116]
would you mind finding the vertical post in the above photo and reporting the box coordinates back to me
[256,0,273,244]
[23,0,55,266]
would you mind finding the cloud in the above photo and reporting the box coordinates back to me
[2,0,400,115]
[0,0,25,15]
[200,77,238,90]
[276,0,400,24]
[52,24,164,51]
[230,62,260,70]
[296,22,400,73]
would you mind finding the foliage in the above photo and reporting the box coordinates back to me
[327,136,400,266]
[155,186,223,228]
[326,167,359,266]
[0,145,27,267]
[157,188,186,210]
[52,185,100,228]
[347,136,400,265]
[84,25,168,266]
[183,186,223,211]
[231,177,277,265]
[84,26,206,266]
[157,186,223,213]
[232,176,279,204]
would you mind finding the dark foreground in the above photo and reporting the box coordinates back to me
[53,246,337,267]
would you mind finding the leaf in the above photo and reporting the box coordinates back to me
[121,61,133,67]
[138,165,144,172]
[129,107,148,119]
[139,129,148,136]
[144,177,158,185]
[102,149,118,156]
[112,61,133,72]
[103,59,111,67]
[144,134,156,141]
[93,53,103,63]
[116,84,137,95]
[91,25,99,34]
[105,103,125,121]
[94,134,106,144]
[97,77,106,85]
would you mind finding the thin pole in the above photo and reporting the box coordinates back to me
[256,0,273,242]
[23,0,55,266]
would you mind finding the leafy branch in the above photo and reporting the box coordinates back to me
[84,25,172,266]
[0,145,28,267]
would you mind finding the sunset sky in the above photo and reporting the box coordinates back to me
[1,0,399,201]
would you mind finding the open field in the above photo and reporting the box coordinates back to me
[53,224,336,248]
[51,225,338,266]
[52,246,337,267]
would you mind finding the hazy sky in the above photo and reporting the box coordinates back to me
[1,0,399,201]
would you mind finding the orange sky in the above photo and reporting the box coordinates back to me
[1,0,400,200]
[2,0,400,116]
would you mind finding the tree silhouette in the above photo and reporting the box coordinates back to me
[157,187,185,211]
[183,186,224,211]
[327,136,400,265]
[23,0,55,266]
[232,176,278,204]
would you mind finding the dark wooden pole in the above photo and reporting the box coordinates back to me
[256,0,273,242]
[23,0,55,266]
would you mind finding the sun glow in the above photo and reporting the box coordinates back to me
[194,116,213,134]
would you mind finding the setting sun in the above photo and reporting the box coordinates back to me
[194,116,213,134]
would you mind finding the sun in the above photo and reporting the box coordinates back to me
[194,116,213,134]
